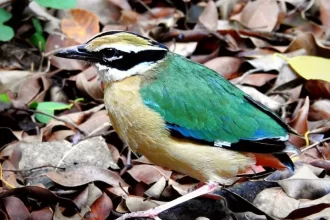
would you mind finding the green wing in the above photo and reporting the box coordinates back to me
[140,53,288,144]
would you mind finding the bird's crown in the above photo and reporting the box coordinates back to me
[54,31,169,82]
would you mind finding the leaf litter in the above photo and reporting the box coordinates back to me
[1,0,330,219]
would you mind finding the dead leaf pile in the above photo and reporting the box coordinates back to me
[1,0,330,219]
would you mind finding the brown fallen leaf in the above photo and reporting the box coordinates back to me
[289,96,309,147]
[310,160,330,174]
[47,166,128,187]
[309,99,330,121]
[127,164,172,185]
[75,0,120,25]
[0,70,36,94]
[190,46,220,64]
[124,196,166,212]
[239,73,277,87]
[3,197,31,220]
[285,33,330,58]
[236,85,282,111]
[320,0,330,28]
[107,186,130,197]
[61,9,100,44]
[196,0,218,31]
[254,187,330,219]
[63,183,102,218]
[43,104,105,140]
[31,207,53,220]
[144,176,166,199]
[84,193,113,220]
[204,57,242,80]
[46,34,85,70]
[76,67,103,100]
[168,178,197,196]
[305,80,330,99]
[0,186,78,211]
[164,42,197,57]
[78,110,110,135]
[278,165,330,200]
[108,0,131,10]
[232,0,280,32]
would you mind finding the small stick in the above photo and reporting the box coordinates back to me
[290,137,330,158]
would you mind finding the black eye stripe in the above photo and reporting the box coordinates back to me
[100,49,167,71]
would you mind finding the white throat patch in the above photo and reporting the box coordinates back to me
[95,61,155,82]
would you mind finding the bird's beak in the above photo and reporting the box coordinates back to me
[53,45,99,62]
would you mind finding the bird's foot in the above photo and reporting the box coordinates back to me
[115,182,218,220]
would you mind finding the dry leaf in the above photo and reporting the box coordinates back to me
[309,100,330,121]
[284,55,330,83]
[61,9,100,44]
[320,0,330,28]
[108,0,131,10]
[125,196,166,212]
[3,197,31,220]
[204,57,242,79]
[128,164,172,184]
[84,193,113,220]
[305,80,330,99]
[234,0,280,32]
[144,177,166,199]
[31,207,53,220]
[47,166,127,187]
[197,0,218,31]
[240,74,277,87]
[278,165,330,200]
[289,96,309,147]
[76,67,104,100]
[46,34,85,70]
[236,85,282,111]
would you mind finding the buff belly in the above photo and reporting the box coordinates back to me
[104,76,255,184]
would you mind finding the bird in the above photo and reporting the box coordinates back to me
[54,31,300,219]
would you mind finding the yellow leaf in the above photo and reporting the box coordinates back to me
[280,55,330,83]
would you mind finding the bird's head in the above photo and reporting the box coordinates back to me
[54,31,169,82]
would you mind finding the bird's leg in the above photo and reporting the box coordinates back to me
[116,182,219,220]
[120,145,132,176]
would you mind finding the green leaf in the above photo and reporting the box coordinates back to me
[34,0,77,9]
[32,18,43,33]
[30,32,46,51]
[0,25,14,41]
[0,93,10,103]
[32,102,73,123]
[0,8,12,23]
[73,98,84,103]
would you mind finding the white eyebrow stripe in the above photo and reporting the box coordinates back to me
[94,44,167,53]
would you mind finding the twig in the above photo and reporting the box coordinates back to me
[73,122,113,145]
[119,182,129,196]
[136,0,154,16]
[73,129,115,145]
[120,148,132,176]
[0,164,15,189]
[290,137,330,158]
[12,107,87,136]
[76,210,86,220]
[232,69,262,85]
[56,141,85,170]
[2,165,66,173]
[51,189,79,195]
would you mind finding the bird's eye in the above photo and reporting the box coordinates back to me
[102,48,116,59]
